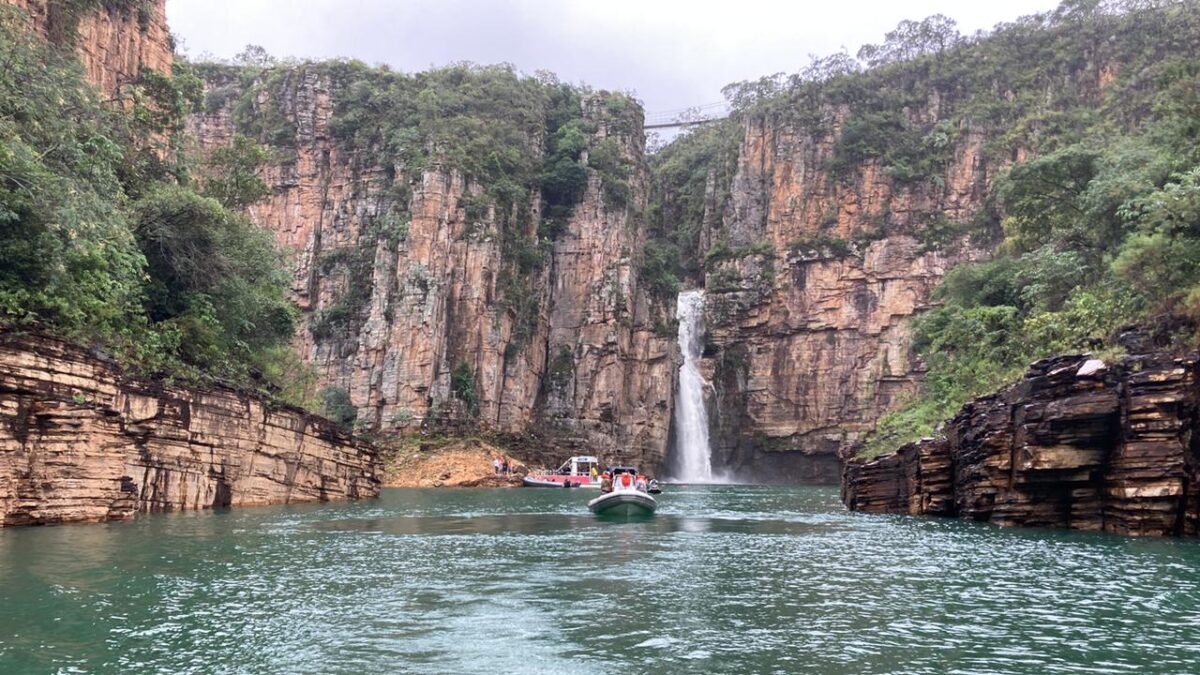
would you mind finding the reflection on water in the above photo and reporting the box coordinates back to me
[318,513,826,536]
[1,485,1199,674]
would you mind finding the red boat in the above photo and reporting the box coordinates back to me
[522,455,601,488]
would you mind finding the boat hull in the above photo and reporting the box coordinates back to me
[587,491,657,516]
[522,475,600,488]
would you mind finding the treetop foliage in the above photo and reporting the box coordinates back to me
[0,5,304,403]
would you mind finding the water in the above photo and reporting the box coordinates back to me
[673,289,713,482]
[2,487,1199,674]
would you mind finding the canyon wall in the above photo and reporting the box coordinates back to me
[8,0,1152,486]
[695,106,997,482]
[4,0,172,98]
[676,39,1131,481]
[0,332,379,527]
[842,353,1200,537]
[188,70,677,468]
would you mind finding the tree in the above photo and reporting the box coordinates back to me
[588,138,631,208]
[234,44,275,67]
[319,387,358,427]
[0,8,145,334]
[721,74,785,113]
[133,186,295,375]
[800,51,862,83]
[451,361,479,416]
[997,146,1100,255]
[1112,168,1200,313]
[857,15,962,67]
[202,135,272,209]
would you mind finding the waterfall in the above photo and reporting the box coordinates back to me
[673,289,713,482]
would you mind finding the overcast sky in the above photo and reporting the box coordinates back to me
[167,0,1062,118]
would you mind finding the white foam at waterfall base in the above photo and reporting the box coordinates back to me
[673,289,715,483]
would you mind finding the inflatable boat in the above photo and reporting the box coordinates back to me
[587,467,657,516]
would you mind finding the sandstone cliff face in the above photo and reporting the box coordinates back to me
[4,0,173,98]
[679,23,1141,482]
[698,104,996,482]
[842,354,1200,537]
[188,70,676,468]
[0,332,379,527]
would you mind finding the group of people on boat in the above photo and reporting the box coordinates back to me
[522,455,660,493]
[599,467,659,494]
[587,465,660,515]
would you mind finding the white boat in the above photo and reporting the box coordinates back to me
[522,455,602,489]
[588,467,657,516]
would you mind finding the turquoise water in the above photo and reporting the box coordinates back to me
[1,486,1199,674]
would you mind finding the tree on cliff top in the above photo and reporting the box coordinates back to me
[856,14,962,67]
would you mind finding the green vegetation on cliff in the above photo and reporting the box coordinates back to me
[645,0,1200,457]
[646,121,742,292]
[44,0,157,45]
[193,54,641,349]
[843,1,1200,456]
[0,6,302,397]
[195,51,641,229]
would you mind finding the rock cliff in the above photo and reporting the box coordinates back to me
[691,107,997,482]
[842,353,1200,537]
[0,332,379,527]
[188,68,676,468]
[655,21,1138,481]
[3,0,172,98]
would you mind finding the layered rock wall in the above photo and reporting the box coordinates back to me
[188,70,676,468]
[699,106,995,481]
[3,0,173,98]
[842,354,1200,537]
[685,31,1141,482]
[0,333,379,527]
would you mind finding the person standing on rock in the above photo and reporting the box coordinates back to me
[493,456,502,474]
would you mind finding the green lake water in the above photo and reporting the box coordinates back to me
[1,485,1199,674]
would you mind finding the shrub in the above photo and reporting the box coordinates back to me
[588,138,632,210]
[202,135,272,209]
[319,387,358,427]
[450,361,479,417]
[640,240,682,301]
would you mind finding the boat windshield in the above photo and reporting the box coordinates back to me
[558,458,597,475]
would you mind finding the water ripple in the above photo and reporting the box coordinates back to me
[0,486,1198,673]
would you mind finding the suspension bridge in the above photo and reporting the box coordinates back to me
[643,101,731,130]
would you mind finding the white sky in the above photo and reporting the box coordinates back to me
[167,0,1062,117]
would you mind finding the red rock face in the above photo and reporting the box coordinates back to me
[702,102,997,481]
[0,332,379,527]
[691,32,1135,482]
[187,71,677,469]
[843,354,1200,537]
[4,0,173,98]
